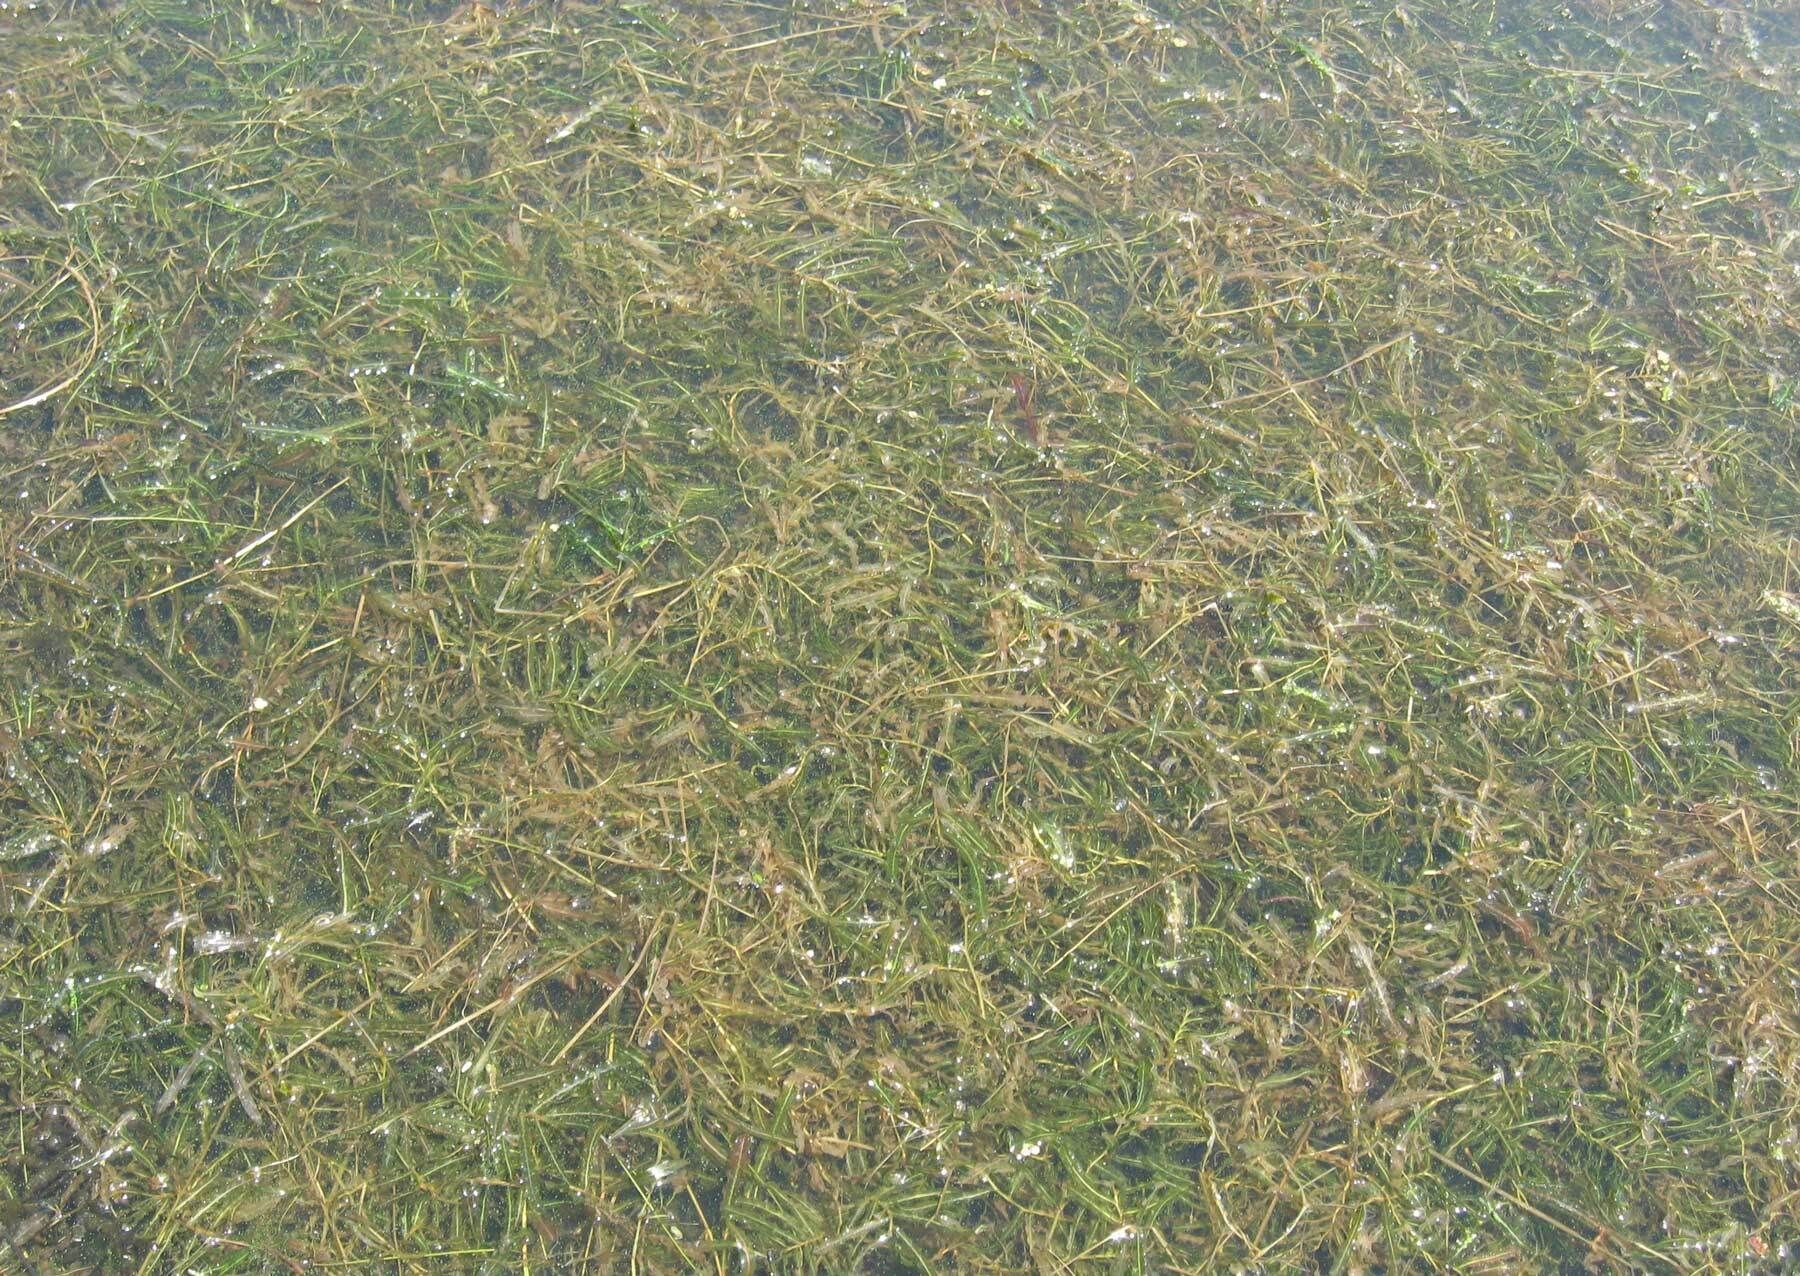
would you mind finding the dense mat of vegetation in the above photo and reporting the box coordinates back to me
[3,0,1798,1269]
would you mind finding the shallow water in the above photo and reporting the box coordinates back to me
[1,0,1797,1269]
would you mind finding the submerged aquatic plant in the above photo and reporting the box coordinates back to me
[1,0,1797,1269]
